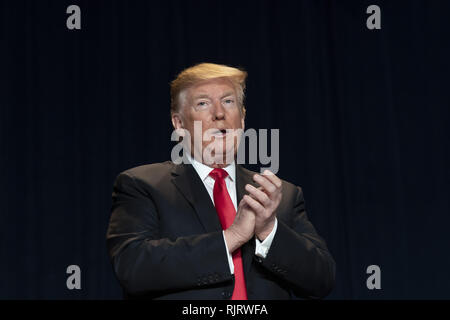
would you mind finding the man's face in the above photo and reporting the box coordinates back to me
[172,78,245,167]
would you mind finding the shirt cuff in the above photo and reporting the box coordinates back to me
[255,218,278,259]
[222,231,234,274]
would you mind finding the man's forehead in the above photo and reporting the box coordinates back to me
[189,78,236,96]
[191,91,236,100]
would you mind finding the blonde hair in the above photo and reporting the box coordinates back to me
[170,63,247,116]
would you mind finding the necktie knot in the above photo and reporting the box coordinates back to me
[209,168,228,181]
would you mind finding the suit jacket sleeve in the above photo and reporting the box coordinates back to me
[257,186,336,298]
[106,172,233,296]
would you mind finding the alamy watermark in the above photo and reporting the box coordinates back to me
[366,264,381,290]
[66,264,81,290]
[170,121,279,174]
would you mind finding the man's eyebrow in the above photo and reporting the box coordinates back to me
[192,94,211,100]
[220,92,235,99]
[192,92,235,100]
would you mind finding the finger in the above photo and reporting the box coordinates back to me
[261,169,282,188]
[245,184,270,207]
[243,194,265,214]
[238,196,251,209]
[253,173,277,194]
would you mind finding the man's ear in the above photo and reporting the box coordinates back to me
[171,113,183,130]
[241,113,245,131]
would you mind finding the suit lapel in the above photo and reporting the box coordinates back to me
[171,163,222,233]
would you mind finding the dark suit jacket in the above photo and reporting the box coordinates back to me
[106,161,335,299]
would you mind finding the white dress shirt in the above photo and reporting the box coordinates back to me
[187,154,278,274]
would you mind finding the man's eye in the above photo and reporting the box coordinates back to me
[197,101,208,107]
[224,99,234,104]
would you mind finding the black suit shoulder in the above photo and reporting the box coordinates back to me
[112,161,180,206]
[120,161,175,184]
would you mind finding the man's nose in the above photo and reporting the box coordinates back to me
[211,100,225,120]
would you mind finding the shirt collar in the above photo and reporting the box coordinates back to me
[186,153,236,182]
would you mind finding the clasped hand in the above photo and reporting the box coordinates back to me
[225,170,282,253]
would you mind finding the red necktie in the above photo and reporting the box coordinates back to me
[209,168,248,300]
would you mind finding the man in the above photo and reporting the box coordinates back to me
[106,63,335,299]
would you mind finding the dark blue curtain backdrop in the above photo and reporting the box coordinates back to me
[1,0,449,299]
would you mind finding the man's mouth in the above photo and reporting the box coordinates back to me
[211,129,229,137]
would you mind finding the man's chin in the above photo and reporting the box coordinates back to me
[202,151,236,167]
